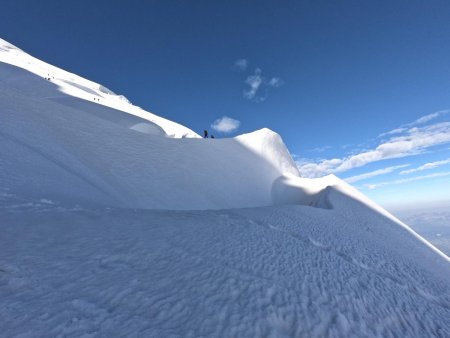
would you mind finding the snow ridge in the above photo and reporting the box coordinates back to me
[0,38,302,210]
[0,38,198,138]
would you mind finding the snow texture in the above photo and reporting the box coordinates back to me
[1,37,449,337]
[1,194,449,337]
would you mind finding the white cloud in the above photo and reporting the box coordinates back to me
[363,171,450,190]
[241,68,283,102]
[243,68,264,101]
[298,115,450,178]
[269,77,283,88]
[233,59,248,71]
[379,127,408,137]
[344,164,409,184]
[309,145,332,153]
[211,116,241,133]
[379,110,449,137]
[400,158,450,175]
[413,111,445,125]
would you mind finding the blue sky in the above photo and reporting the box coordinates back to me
[1,0,449,209]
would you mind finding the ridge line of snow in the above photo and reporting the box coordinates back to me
[0,37,200,138]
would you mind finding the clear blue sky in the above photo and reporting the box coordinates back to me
[2,0,450,209]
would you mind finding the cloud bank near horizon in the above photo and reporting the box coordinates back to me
[298,112,450,180]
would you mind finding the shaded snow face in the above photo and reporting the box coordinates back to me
[1,37,328,212]
[0,62,305,210]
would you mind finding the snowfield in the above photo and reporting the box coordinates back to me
[1,38,449,337]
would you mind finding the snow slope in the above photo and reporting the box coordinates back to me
[0,38,301,210]
[1,38,449,337]
[0,37,306,210]
[0,38,198,139]
[1,198,449,337]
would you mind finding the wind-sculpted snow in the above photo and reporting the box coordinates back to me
[0,37,333,211]
[1,37,449,337]
[0,63,304,209]
[0,194,449,337]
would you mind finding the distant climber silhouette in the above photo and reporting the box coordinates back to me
[204,130,208,138]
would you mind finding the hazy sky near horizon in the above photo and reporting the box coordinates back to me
[1,0,449,209]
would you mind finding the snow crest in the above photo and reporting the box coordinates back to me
[0,37,198,138]
[0,37,304,210]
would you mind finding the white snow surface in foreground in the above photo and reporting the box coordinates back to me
[1,196,449,337]
[1,38,449,337]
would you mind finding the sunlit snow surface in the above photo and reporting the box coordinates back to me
[0,38,199,139]
[1,38,449,337]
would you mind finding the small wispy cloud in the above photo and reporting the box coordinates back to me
[268,77,284,88]
[233,59,248,72]
[363,171,450,190]
[233,60,283,102]
[243,68,264,101]
[413,111,445,125]
[344,164,409,184]
[379,110,449,137]
[211,116,240,133]
[400,158,450,175]
[243,68,283,102]
[309,145,332,153]
[378,127,408,137]
[298,111,450,178]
